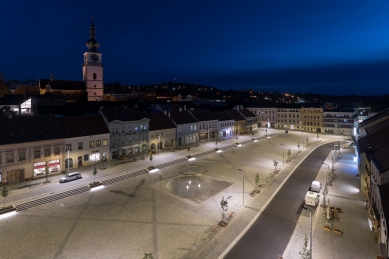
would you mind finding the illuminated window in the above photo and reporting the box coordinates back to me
[103,139,108,146]
[96,140,101,147]
[89,141,95,148]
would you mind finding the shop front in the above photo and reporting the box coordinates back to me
[34,160,61,176]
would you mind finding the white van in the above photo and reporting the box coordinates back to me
[305,191,319,207]
[310,181,322,193]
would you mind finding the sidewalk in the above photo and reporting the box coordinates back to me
[282,146,380,258]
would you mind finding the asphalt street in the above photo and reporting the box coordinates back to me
[225,142,333,259]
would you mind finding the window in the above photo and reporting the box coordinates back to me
[19,152,25,161]
[129,136,132,142]
[194,125,196,130]
[96,140,101,147]
[94,92,96,95]
[103,139,108,146]
[78,142,83,149]
[89,141,95,148]
[122,127,125,133]
[45,149,50,157]
[7,153,13,162]
[84,154,89,161]
[35,150,41,159]
[116,128,119,133]
[94,85,96,88]
[93,73,97,79]
[54,147,60,155]
[122,138,125,144]
[66,144,72,151]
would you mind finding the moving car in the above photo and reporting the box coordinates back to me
[59,172,82,183]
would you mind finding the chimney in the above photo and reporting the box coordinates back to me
[184,105,186,111]
[236,105,239,111]
[164,110,167,115]
[179,108,182,112]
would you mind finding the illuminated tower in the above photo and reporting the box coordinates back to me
[82,14,104,101]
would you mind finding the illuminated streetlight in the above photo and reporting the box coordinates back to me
[238,169,244,206]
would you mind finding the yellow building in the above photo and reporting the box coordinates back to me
[300,104,323,132]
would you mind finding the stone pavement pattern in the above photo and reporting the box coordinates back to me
[0,130,380,259]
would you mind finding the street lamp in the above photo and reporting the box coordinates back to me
[67,149,70,175]
[302,206,312,259]
[322,162,329,185]
[280,144,284,166]
[238,169,244,206]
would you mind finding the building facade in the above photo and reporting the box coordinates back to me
[0,116,64,184]
[99,108,150,159]
[146,112,177,151]
[300,104,323,133]
[57,116,110,169]
[169,110,198,146]
[276,103,301,131]
[323,105,357,136]
[189,110,218,141]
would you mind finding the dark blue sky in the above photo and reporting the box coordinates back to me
[2,0,389,95]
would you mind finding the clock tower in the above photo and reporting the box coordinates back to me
[83,14,104,101]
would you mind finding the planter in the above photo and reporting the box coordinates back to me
[0,206,16,215]
[147,166,158,173]
[89,181,103,189]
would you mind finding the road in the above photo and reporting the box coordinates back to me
[225,142,333,259]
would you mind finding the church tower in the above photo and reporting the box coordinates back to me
[83,14,104,101]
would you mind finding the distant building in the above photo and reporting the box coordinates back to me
[276,103,301,131]
[246,102,276,128]
[300,103,324,133]
[323,104,357,136]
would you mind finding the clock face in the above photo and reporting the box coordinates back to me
[90,54,99,62]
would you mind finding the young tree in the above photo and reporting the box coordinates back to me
[142,253,154,259]
[255,173,260,188]
[92,166,97,183]
[220,196,228,211]
[321,183,329,207]
[287,149,291,161]
[299,234,311,259]
[0,74,8,97]
[1,186,9,209]
[220,196,228,222]
[149,153,153,166]
[45,161,50,183]
[187,146,190,155]
[297,142,301,153]
[100,156,106,169]
[306,137,309,146]
[273,160,279,172]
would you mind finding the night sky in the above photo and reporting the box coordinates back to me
[2,0,389,95]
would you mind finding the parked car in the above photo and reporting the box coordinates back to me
[59,172,82,183]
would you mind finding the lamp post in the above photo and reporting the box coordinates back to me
[238,169,244,206]
[302,206,312,259]
[158,135,161,154]
[322,162,329,185]
[280,144,284,166]
[67,148,70,175]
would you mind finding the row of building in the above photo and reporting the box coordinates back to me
[0,105,257,185]
[355,108,389,258]
[2,93,365,136]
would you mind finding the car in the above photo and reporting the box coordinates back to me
[59,172,82,183]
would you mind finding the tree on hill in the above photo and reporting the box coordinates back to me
[0,74,9,97]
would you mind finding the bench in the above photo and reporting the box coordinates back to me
[334,229,343,235]
[323,226,331,231]
[226,212,235,222]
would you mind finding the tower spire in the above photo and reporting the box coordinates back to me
[86,13,100,52]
